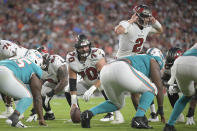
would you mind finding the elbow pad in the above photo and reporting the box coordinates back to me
[69,78,77,91]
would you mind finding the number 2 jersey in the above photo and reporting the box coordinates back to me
[67,48,105,86]
[116,21,156,58]
[42,55,67,84]
[0,57,42,84]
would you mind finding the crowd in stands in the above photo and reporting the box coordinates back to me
[0,0,196,58]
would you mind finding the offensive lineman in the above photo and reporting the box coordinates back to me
[67,34,112,123]
[26,47,68,121]
[164,43,197,131]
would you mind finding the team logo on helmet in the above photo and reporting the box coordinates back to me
[25,49,43,67]
[133,5,152,27]
[147,48,164,68]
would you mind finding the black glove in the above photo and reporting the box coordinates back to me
[46,89,55,97]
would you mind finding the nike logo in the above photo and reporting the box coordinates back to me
[135,121,140,126]
[86,112,88,118]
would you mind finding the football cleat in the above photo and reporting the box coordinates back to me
[131,116,153,129]
[6,119,27,128]
[26,113,38,122]
[100,113,114,122]
[148,112,159,122]
[0,106,14,118]
[111,111,124,124]
[81,110,93,128]
[176,113,185,123]
[163,124,177,131]
[44,113,55,120]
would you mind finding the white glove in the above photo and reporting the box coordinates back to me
[26,114,38,122]
[186,117,196,125]
[168,85,179,95]
[83,85,97,102]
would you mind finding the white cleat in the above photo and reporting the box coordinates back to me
[148,112,159,122]
[100,113,114,122]
[111,111,124,124]
[0,107,14,118]
[6,119,27,128]
[26,114,37,122]
[176,113,185,123]
[186,116,195,125]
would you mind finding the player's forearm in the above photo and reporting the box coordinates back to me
[33,95,44,120]
[156,87,164,107]
[54,79,68,94]
[152,20,163,33]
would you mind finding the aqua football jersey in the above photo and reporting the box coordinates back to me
[0,57,42,84]
[123,54,164,78]
[183,48,197,57]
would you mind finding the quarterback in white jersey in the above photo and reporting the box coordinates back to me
[114,4,163,123]
[26,48,68,121]
[115,5,163,58]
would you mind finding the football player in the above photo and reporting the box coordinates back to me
[114,4,163,123]
[163,47,197,125]
[0,40,28,118]
[81,48,165,129]
[67,34,113,123]
[0,49,46,128]
[26,47,68,121]
[163,43,197,131]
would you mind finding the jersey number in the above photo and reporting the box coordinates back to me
[132,38,144,53]
[78,67,98,81]
[15,58,32,67]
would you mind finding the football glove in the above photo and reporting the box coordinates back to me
[83,85,97,102]
[186,117,195,125]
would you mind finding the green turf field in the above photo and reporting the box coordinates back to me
[0,96,196,131]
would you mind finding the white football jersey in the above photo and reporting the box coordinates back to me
[0,40,18,60]
[116,20,154,58]
[67,48,105,86]
[16,46,28,57]
[42,54,67,84]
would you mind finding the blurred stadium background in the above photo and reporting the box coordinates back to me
[0,0,196,59]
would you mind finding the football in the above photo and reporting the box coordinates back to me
[70,104,81,123]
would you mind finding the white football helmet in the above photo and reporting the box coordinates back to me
[146,48,164,61]
[146,48,164,69]
[25,49,43,67]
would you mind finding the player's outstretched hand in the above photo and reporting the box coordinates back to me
[156,106,166,123]
[39,119,47,126]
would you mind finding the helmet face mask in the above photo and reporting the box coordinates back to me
[37,46,49,70]
[75,34,91,59]
[134,5,152,27]
[25,49,43,68]
[165,47,183,67]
